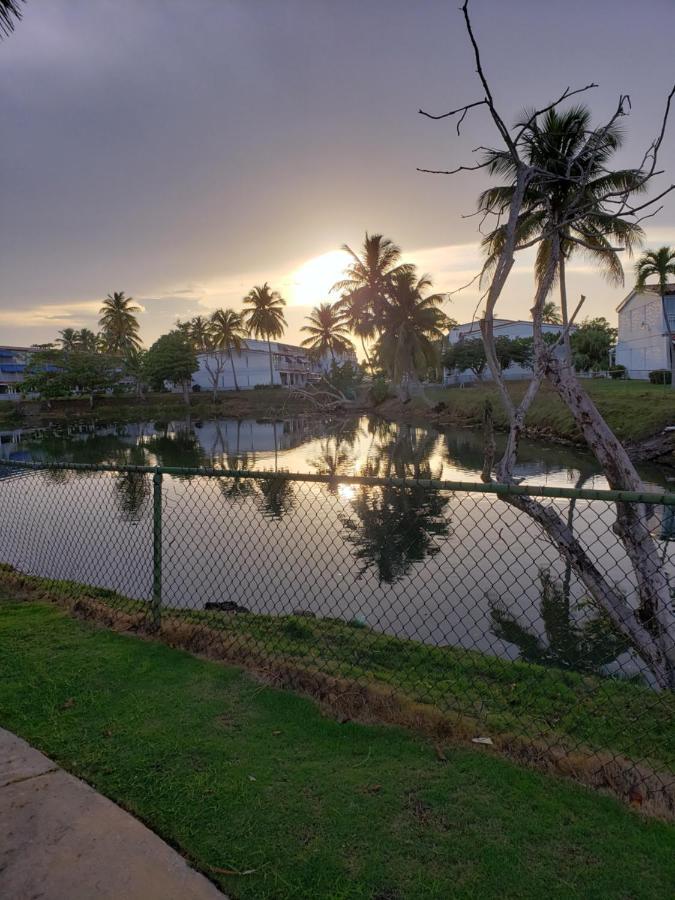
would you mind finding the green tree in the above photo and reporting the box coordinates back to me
[99,292,142,354]
[332,233,413,325]
[122,347,148,398]
[336,290,377,372]
[242,283,287,386]
[480,106,644,356]
[443,335,516,379]
[77,328,101,353]
[58,328,79,352]
[22,349,117,409]
[570,317,617,372]
[187,315,212,352]
[208,308,247,395]
[375,269,449,396]
[300,302,354,362]
[542,302,562,325]
[635,246,675,293]
[144,331,198,404]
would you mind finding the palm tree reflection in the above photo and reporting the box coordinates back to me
[490,570,628,674]
[340,427,449,584]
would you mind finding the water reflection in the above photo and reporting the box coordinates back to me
[489,569,629,675]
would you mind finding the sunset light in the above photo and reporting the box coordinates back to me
[290,249,351,306]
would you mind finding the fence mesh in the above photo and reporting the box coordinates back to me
[1,459,674,813]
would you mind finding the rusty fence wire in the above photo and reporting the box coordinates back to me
[0,458,674,812]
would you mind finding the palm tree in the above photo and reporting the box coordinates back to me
[542,302,562,325]
[99,292,142,354]
[332,233,413,333]
[77,328,100,353]
[242,283,287,386]
[300,302,354,363]
[187,315,212,351]
[375,269,449,396]
[58,328,79,352]
[209,308,247,391]
[0,0,23,38]
[479,106,644,355]
[635,247,675,293]
[337,291,377,371]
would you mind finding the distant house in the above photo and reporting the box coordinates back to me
[614,286,675,379]
[191,339,356,392]
[0,346,33,399]
[443,319,570,385]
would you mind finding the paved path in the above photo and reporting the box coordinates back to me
[0,728,227,900]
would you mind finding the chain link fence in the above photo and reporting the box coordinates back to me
[0,458,673,814]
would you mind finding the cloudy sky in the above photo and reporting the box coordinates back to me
[2,0,674,349]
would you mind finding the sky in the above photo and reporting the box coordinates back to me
[1,0,675,350]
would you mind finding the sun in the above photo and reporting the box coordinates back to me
[291,250,351,307]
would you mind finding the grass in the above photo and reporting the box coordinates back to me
[422,379,675,443]
[5,379,675,447]
[2,596,675,899]
[2,566,674,785]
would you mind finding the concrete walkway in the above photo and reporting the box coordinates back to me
[0,728,227,900]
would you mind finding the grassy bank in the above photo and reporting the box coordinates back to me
[385,379,675,444]
[0,387,323,430]
[2,596,674,900]
[4,379,675,447]
[2,566,673,782]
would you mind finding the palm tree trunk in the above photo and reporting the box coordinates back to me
[230,351,240,391]
[559,252,572,364]
[360,337,372,374]
[267,338,274,386]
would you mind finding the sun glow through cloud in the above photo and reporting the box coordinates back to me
[290,250,352,306]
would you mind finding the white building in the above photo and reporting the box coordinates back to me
[615,286,675,379]
[444,319,569,384]
[191,339,355,392]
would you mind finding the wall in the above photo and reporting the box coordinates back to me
[615,293,669,379]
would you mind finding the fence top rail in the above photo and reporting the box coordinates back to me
[2,457,675,505]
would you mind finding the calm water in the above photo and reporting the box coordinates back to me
[1,415,674,682]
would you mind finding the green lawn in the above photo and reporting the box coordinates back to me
[2,565,674,778]
[1,597,674,900]
[424,379,675,443]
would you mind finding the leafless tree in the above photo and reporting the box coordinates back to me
[421,1,675,688]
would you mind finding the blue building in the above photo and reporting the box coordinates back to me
[0,346,32,398]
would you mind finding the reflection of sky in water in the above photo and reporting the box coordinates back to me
[1,416,673,685]
[2,415,672,491]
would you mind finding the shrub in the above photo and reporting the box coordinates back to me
[608,365,627,380]
[369,377,392,405]
[649,369,672,385]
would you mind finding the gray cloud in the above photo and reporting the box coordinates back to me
[1,0,674,346]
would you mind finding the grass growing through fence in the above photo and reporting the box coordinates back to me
[2,565,674,778]
[1,596,675,900]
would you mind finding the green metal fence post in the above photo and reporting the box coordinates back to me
[151,469,163,630]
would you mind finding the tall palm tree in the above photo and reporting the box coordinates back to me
[187,315,212,351]
[376,269,449,395]
[58,328,79,352]
[0,0,24,38]
[337,291,377,371]
[242,283,287,386]
[479,106,644,355]
[99,292,142,354]
[542,302,562,325]
[332,233,413,330]
[635,247,675,293]
[300,302,354,362]
[209,308,247,391]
